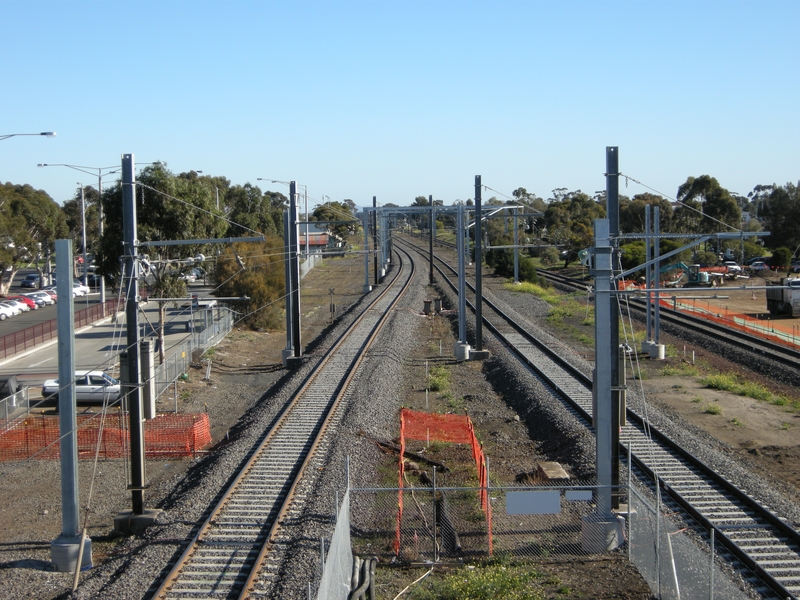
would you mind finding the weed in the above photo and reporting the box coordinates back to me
[771,396,790,407]
[731,417,744,427]
[503,281,561,306]
[179,389,191,401]
[781,421,794,430]
[692,396,704,403]
[700,373,740,392]
[662,364,699,377]
[204,347,217,359]
[428,365,451,393]
[704,403,723,415]
[738,382,772,402]
[672,384,684,390]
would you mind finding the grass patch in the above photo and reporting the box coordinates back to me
[704,403,723,415]
[781,421,794,430]
[503,281,561,305]
[700,373,739,392]
[662,363,700,377]
[692,396,704,403]
[405,561,550,600]
[701,373,791,405]
[731,417,744,426]
[428,365,451,393]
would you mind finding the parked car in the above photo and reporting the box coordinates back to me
[41,370,121,403]
[41,289,57,302]
[0,300,22,316]
[22,292,46,307]
[72,282,90,296]
[25,291,54,306]
[20,274,40,288]
[178,272,197,283]
[5,295,38,310]
[2,298,29,313]
[749,261,770,273]
[0,303,16,320]
[723,261,742,274]
[744,256,768,266]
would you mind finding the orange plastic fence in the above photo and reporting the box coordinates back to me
[0,412,211,461]
[396,408,492,555]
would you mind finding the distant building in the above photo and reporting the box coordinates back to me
[299,223,344,254]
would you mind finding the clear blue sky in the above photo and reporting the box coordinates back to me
[2,0,798,211]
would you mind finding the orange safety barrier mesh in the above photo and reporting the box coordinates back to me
[396,408,492,556]
[0,412,211,461]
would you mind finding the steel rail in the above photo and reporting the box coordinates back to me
[152,247,415,600]
[398,234,800,599]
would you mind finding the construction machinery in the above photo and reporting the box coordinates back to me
[660,262,724,288]
[766,277,800,317]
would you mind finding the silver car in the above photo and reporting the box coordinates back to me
[42,371,121,403]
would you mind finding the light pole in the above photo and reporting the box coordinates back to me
[258,178,309,258]
[38,163,117,304]
[1,131,56,141]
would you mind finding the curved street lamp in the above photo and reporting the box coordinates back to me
[0,131,56,141]
[38,163,117,303]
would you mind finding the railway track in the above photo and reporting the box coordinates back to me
[152,247,414,599]
[537,268,800,373]
[398,234,800,599]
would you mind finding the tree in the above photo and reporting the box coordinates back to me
[96,162,229,360]
[313,201,359,241]
[214,237,285,329]
[619,193,674,233]
[676,175,741,235]
[0,183,67,294]
[770,247,792,270]
[760,183,800,253]
[542,191,605,266]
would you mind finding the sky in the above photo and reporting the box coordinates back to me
[2,0,798,211]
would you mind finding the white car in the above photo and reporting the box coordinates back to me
[42,370,121,403]
[0,300,21,317]
[72,282,90,296]
[723,261,742,274]
[0,303,16,320]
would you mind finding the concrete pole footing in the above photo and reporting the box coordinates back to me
[580,513,625,553]
[51,534,92,573]
[113,509,162,536]
[454,343,471,361]
[362,285,372,294]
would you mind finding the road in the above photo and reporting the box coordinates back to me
[0,281,213,392]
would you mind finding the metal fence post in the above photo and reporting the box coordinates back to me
[432,466,437,562]
[710,528,715,600]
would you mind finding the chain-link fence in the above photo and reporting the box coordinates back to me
[348,481,628,563]
[153,305,233,404]
[0,388,29,432]
[628,476,752,600]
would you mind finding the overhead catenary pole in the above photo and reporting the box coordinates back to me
[513,207,519,283]
[122,153,146,515]
[373,196,379,286]
[282,210,294,365]
[606,147,621,508]
[362,207,371,293]
[50,239,92,571]
[474,176,484,352]
[429,196,434,285]
[289,182,302,357]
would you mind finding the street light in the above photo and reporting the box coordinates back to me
[258,178,309,258]
[1,131,56,141]
[38,163,118,303]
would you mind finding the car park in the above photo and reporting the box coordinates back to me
[20,274,41,288]
[5,295,38,310]
[41,370,121,403]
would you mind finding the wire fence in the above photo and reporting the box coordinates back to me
[309,473,758,600]
[152,305,233,406]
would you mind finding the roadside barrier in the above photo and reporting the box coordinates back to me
[0,412,211,461]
